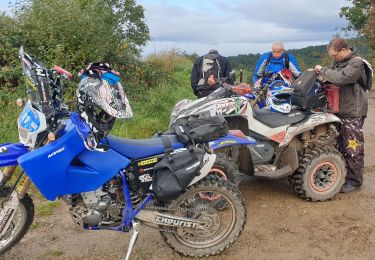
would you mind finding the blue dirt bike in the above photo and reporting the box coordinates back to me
[0,48,255,259]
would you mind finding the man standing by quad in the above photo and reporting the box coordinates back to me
[253,41,301,84]
[315,37,372,193]
[191,49,233,98]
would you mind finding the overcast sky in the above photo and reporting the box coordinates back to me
[1,0,352,57]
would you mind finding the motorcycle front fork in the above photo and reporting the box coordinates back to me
[1,166,31,199]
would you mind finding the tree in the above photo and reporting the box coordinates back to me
[12,0,150,70]
[340,0,375,50]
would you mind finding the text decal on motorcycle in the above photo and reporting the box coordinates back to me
[155,215,199,228]
[47,147,65,158]
[0,209,15,234]
[138,158,157,166]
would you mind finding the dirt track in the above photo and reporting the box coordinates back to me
[3,95,375,260]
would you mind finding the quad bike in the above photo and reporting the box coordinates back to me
[170,76,346,202]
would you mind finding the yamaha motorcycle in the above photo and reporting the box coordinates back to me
[0,48,255,258]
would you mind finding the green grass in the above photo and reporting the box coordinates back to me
[1,58,195,141]
[44,250,65,257]
[112,60,195,138]
[35,200,61,217]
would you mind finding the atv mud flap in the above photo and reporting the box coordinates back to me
[0,143,29,167]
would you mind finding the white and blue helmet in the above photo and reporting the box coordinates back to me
[266,81,294,114]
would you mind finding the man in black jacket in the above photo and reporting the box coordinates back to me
[315,37,368,193]
[191,49,233,98]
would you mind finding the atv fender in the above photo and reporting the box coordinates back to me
[280,113,341,147]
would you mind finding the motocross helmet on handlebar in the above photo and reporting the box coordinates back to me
[76,63,133,139]
[266,81,294,114]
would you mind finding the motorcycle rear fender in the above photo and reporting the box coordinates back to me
[280,113,341,147]
[0,143,29,167]
[209,132,256,150]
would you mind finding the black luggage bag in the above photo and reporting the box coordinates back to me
[291,71,326,110]
[172,115,228,144]
[152,147,205,201]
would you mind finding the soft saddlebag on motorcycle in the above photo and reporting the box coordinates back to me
[152,147,205,201]
[171,115,228,144]
[291,71,326,110]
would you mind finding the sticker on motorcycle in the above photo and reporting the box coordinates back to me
[138,158,157,166]
[139,174,152,183]
[270,131,286,143]
[0,147,8,154]
[219,140,237,146]
[18,104,41,132]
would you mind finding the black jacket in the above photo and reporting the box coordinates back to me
[321,50,368,118]
[190,55,233,98]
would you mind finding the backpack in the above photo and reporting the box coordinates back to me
[356,57,373,92]
[198,53,222,87]
[264,52,290,70]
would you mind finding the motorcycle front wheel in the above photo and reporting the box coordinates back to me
[160,175,246,257]
[0,193,34,255]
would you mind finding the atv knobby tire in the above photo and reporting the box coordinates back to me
[290,146,346,202]
[160,175,246,257]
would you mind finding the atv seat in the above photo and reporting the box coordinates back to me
[107,135,185,159]
[253,108,306,128]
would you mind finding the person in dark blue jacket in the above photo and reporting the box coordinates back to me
[253,41,301,83]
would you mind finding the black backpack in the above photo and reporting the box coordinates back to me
[356,57,373,92]
[199,53,222,86]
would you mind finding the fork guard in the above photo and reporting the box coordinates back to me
[0,143,29,167]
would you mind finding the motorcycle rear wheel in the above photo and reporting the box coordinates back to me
[160,175,246,257]
[0,193,34,255]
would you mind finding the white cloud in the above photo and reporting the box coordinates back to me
[139,0,351,57]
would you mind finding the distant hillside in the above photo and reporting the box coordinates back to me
[228,37,371,79]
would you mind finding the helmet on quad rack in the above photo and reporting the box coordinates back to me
[266,81,294,114]
[76,64,133,139]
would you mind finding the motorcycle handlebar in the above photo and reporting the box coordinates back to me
[53,65,73,80]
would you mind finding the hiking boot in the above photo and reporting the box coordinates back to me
[340,183,361,193]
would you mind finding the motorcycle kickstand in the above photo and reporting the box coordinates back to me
[125,220,141,260]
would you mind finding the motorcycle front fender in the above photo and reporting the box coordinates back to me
[0,143,29,167]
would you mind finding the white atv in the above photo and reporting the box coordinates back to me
[170,78,346,202]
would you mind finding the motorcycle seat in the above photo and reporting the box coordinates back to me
[253,108,306,128]
[106,135,185,159]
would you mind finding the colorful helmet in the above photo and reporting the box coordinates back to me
[76,66,133,138]
[266,81,294,114]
